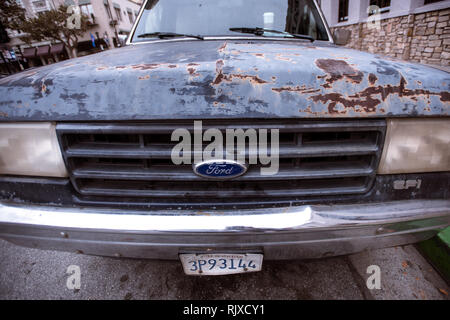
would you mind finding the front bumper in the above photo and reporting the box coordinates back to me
[0,200,449,260]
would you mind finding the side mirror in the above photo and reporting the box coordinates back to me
[333,29,351,46]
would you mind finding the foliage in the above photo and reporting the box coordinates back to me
[0,0,26,30]
[2,3,90,58]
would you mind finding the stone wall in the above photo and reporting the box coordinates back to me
[331,8,450,67]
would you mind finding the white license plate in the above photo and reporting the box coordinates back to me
[179,253,263,276]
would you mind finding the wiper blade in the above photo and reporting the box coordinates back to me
[137,32,204,40]
[229,27,314,42]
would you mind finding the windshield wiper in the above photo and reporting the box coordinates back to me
[137,32,204,40]
[229,27,314,42]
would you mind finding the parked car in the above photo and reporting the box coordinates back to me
[0,0,448,276]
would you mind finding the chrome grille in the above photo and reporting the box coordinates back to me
[57,120,386,205]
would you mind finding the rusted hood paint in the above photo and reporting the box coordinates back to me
[0,40,448,121]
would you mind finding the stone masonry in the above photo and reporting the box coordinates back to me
[331,8,450,67]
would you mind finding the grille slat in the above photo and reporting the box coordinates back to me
[57,120,386,206]
[72,161,374,181]
[76,178,371,198]
[57,121,385,134]
[66,140,379,159]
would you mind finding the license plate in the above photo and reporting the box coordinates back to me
[179,253,263,276]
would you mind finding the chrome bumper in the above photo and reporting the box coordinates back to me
[0,200,449,260]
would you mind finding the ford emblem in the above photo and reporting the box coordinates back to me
[193,160,248,180]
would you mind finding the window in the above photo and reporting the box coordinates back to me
[132,0,329,42]
[32,0,49,13]
[127,11,134,23]
[369,0,391,14]
[114,7,122,21]
[338,0,349,22]
[80,4,95,23]
[104,4,113,20]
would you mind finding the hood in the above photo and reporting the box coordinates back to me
[0,40,449,121]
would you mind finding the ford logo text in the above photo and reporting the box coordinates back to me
[193,160,248,180]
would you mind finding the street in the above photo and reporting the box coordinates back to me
[0,239,448,300]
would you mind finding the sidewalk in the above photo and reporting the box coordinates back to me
[0,239,448,300]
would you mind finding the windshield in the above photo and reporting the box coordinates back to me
[131,0,329,42]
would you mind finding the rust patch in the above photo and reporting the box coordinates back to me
[0,111,8,117]
[272,85,320,94]
[301,106,327,116]
[187,63,199,67]
[131,63,161,70]
[251,53,265,58]
[96,66,107,71]
[138,75,150,80]
[218,42,228,53]
[212,60,225,85]
[212,59,268,85]
[41,84,47,93]
[310,76,450,114]
[440,91,450,102]
[275,54,293,62]
[167,64,178,68]
[228,74,269,84]
[368,73,378,85]
[187,67,200,77]
[316,59,364,88]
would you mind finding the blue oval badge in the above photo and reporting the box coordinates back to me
[193,160,248,180]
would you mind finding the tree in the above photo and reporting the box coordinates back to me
[0,0,26,31]
[18,5,90,58]
[1,3,90,59]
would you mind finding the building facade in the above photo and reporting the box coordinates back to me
[70,0,142,50]
[319,0,450,67]
[2,0,142,73]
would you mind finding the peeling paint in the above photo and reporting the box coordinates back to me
[368,73,378,86]
[316,59,364,89]
[272,86,320,94]
[218,41,228,53]
[310,76,449,114]
[0,40,448,121]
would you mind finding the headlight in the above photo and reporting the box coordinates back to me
[0,123,68,177]
[378,119,450,174]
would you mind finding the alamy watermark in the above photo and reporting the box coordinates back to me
[367,5,382,31]
[171,121,280,176]
[366,265,381,290]
[66,5,81,30]
[66,265,81,290]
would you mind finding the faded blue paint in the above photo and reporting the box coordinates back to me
[0,39,448,121]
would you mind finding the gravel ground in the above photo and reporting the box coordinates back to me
[0,239,448,300]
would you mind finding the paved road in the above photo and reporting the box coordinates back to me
[0,239,448,300]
